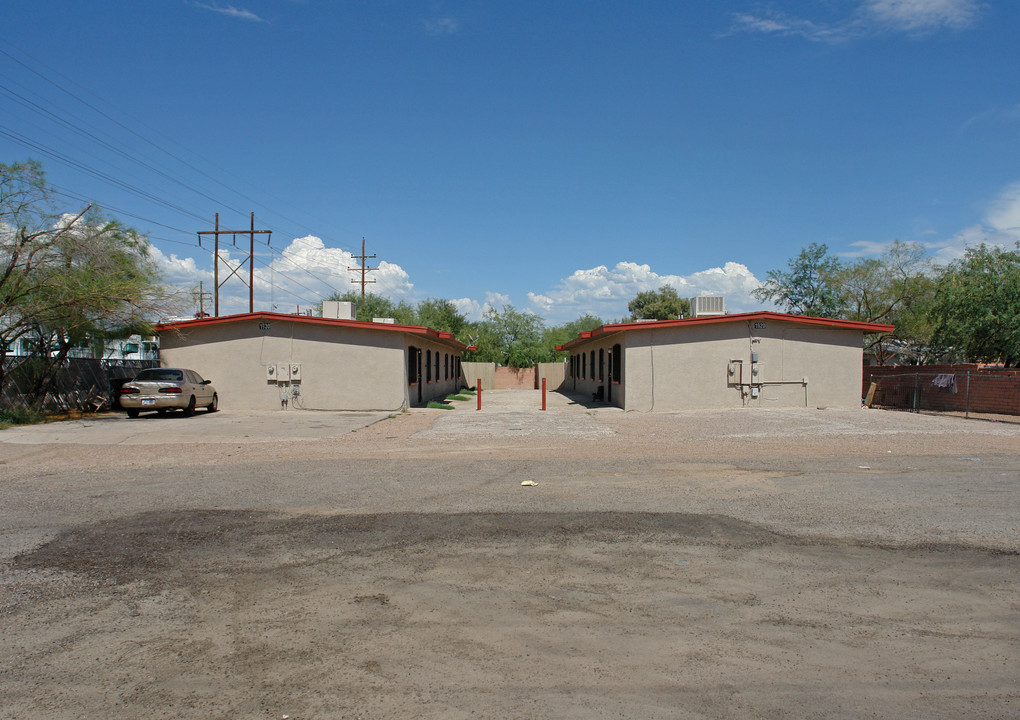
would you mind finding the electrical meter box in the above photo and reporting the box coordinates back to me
[266,363,277,380]
[276,363,291,381]
[289,363,302,381]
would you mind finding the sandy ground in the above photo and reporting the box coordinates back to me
[1,390,1018,719]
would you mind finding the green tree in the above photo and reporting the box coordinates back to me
[752,242,844,317]
[627,286,690,321]
[465,304,550,367]
[542,313,604,358]
[930,243,1020,366]
[834,241,937,364]
[1,161,177,406]
[322,290,416,324]
[414,297,468,335]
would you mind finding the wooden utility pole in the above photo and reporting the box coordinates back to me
[349,237,377,304]
[192,281,213,318]
[197,212,272,316]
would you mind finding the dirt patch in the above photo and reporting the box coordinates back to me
[2,405,1019,718]
[4,510,1019,719]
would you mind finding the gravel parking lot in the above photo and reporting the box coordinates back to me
[1,391,1018,719]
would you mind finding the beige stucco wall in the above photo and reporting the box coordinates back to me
[537,361,567,390]
[159,318,461,411]
[405,338,464,406]
[568,319,864,411]
[564,339,624,407]
[462,362,496,390]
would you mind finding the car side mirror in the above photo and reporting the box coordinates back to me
[202,379,211,385]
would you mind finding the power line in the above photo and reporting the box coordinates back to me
[0,41,364,252]
[0,41,386,307]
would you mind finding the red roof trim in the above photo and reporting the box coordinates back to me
[558,311,895,350]
[156,311,469,351]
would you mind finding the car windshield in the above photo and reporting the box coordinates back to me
[134,369,184,382]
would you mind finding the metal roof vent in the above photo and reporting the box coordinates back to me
[689,296,725,318]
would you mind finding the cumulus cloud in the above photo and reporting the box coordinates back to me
[157,235,415,317]
[151,246,210,286]
[729,0,981,43]
[524,260,763,323]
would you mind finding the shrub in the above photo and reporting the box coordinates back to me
[0,406,46,427]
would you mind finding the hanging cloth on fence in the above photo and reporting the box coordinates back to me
[931,373,957,393]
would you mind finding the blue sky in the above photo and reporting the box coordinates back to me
[2,1,1019,324]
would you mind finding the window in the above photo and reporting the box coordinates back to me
[612,343,622,382]
[426,349,432,382]
[598,348,604,381]
[581,353,586,379]
[135,369,184,382]
[435,352,440,383]
[590,350,595,381]
[408,346,419,384]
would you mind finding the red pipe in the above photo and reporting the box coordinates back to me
[542,377,547,411]
[477,378,482,410]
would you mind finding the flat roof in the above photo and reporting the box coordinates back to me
[557,311,896,351]
[157,311,471,352]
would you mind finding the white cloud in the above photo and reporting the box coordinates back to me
[424,17,460,35]
[914,182,1020,263]
[524,260,763,323]
[730,0,981,43]
[985,181,1020,235]
[158,235,415,316]
[729,11,847,43]
[193,2,267,23]
[863,0,980,31]
[151,246,209,286]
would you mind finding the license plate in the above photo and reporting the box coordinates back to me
[142,398,155,406]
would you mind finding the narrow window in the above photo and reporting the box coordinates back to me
[426,349,432,382]
[612,343,622,382]
[408,346,419,384]
[598,348,604,381]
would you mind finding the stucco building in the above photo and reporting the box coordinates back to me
[558,311,894,411]
[156,312,468,412]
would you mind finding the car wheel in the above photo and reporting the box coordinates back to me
[183,396,196,417]
[126,409,140,419]
[207,393,218,413]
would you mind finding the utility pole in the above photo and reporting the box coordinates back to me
[197,212,272,316]
[349,237,377,305]
[193,281,213,318]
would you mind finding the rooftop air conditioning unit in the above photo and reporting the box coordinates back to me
[689,296,725,318]
[322,300,355,320]
[373,317,396,324]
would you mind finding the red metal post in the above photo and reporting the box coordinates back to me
[476,378,482,410]
[542,377,547,411]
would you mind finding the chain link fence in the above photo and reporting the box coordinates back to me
[864,367,1020,420]
[1,356,158,412]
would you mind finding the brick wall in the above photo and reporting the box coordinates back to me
[494,366,537,389]
[863,365,1020,416]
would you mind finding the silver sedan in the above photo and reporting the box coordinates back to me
[119,368,218,418]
